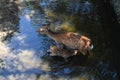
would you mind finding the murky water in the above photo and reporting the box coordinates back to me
[0,0,119,80]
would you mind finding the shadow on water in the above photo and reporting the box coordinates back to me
[0,0,119,80]
[91,0,120,78]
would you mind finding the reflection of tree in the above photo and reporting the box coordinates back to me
[21,0,100,32]
[92,0,120,78]
[111,0,120,23]
[38,0,101,33]
[21,0,49,26]
[0,0,19,41]
[19,1,94,35]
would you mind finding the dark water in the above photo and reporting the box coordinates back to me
[0,0,119,80]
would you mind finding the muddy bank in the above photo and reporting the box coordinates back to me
[0,0,19,41]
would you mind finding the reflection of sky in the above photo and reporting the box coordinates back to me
[10,16,42,51]
[8,16,52,57]
[0,15,52,80]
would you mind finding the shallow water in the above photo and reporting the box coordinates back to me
[0,0,119,80]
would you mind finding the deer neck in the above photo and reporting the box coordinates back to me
[46,29,57,40]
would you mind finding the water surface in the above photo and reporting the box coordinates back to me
[0,0,119,80]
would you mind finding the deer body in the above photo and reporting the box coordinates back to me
[47,45,77,61]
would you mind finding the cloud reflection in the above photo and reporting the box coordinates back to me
[0,15,52,80]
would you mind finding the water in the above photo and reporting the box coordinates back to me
[0,12,52,80]
[0,0,119,80]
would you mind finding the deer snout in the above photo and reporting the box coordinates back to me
[36,28,43,32]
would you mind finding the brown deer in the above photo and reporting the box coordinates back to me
[47,45,78,61]
[37,26,93,56]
